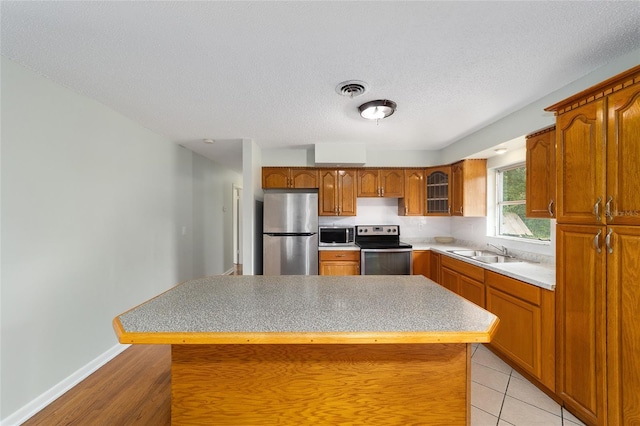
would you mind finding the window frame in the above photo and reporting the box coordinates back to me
[496,162,527,238]
[495,162,552,242]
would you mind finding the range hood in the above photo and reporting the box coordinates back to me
[314,143,366,166]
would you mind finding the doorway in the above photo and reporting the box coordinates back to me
[232,184,243,274]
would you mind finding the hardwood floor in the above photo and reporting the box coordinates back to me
[232,263,242,275]
[23,345,171,425]
[26,268,243,425]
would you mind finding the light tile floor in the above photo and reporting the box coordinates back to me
[471,344,587,426]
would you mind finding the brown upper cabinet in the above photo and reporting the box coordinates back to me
[262,167,319,189]
[357,168,404,198]
[262,161,487,218]
[399,169,425,216]
[525,126,556,218]
[450,159,487,217]
[425,166,451,216]
[546,65,640,226]
[318,169,357,216]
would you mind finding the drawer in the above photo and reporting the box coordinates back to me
[319,251,360,261]
[485,271,541,306]
[441,255,484,282]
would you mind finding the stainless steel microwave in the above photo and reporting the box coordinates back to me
[319,226,355,246]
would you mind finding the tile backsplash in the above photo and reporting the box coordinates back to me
[318,198,451,239]
[317,197,555,263]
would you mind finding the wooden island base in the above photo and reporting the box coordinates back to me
[171,343,470,425]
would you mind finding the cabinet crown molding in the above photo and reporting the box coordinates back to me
[526,125,556,139]
[545,65,640,116]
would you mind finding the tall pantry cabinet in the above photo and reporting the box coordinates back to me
[546,65,640,426]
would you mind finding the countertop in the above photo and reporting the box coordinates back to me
[318,241,555,291]
[113,275,499,345]
[318,244,360,251]
[410,242,556,291]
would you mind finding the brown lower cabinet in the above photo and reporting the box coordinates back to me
[556,224,640,426]
[485,271,555,392]
[429,252,441,283]
[412,251,430,278]
[606,226,640,426]
[412,250,441,284]
[556,224,607,426]
[437,255,556,397]
[319,251,360,276]
[440,255,485,307]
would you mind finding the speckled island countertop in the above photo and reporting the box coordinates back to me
[114,275,499,345]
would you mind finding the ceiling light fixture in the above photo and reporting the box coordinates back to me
[358,99,397,121]
[203,138,215,144]
[494,148,508,155]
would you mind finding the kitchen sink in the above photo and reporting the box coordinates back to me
[470,255,523,264]
[449,250,498,257]
[448,249,524,264]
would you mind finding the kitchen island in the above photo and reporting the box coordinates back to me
[113,275,499,425]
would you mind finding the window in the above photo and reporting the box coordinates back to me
[496,163,550,241]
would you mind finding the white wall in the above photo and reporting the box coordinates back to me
[0,57,240,423]
[440,47,640,163]
[242,138,263,275]
[260,148,311,167]
[261,147,441,168]
[192,154,242,278]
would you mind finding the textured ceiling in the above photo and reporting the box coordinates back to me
[2,1,639,172]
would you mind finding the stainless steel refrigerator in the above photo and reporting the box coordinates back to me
[263,191,318,275]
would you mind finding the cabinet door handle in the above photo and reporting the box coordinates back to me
[381,187,384,196]
[605,228,613,254]
[335,254,346,258]
[448,206,451,215]
[593,229,602,254]
[405,205,408,215]
[459,207,463,214]
[594,197,602,221]
[605,196,613,222]
[548,200,554,217]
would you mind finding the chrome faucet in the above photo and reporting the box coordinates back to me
[487,243,508,256]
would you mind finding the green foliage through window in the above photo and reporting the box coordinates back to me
[497,164,550,241]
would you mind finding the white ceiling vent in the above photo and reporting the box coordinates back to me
[335,80,369,98]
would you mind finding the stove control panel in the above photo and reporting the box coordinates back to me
[356,225,400,236]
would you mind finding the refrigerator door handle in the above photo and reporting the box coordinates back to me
[265,232,316,237]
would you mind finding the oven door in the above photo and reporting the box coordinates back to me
[360,248,412,275]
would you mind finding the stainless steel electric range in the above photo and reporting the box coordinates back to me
[355,225,413,275]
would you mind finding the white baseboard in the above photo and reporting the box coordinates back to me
[223,267,235,275]
[1,343,130,426]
